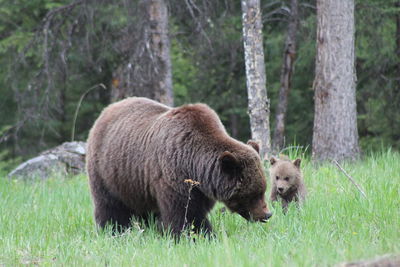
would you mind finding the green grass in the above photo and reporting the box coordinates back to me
[1,151,399,266]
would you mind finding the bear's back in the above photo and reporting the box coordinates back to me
[87,97,169,151]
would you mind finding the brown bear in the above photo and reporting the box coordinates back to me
[86,97,272,236]
[269,156,306,212]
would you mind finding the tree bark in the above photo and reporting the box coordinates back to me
[230,113,239,139]
[272,0,299,152]
[396,1,400,92]
[241,0,271,159]
[111,0,173,106]
[312,0,360,162]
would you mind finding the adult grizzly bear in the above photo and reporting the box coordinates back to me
[86,97,272,236]
[269,156,306,212]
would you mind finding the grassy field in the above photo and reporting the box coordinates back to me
[0,151,399,266]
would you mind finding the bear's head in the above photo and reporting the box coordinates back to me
[269,157,302,197]
[219,141,272,222]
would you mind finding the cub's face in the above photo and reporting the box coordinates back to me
[269,157,302,196]
[219,141,272,222]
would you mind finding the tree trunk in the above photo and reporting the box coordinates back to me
[241,0,271,159]
[230,113,239,138]
[312,0,360,162]
[272,0,299,152]
[396,1,400,92]
[111,0,173,106]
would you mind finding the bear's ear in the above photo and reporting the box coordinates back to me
[293,158,301,168]
[219,151,241,173]
[270,156,278,166]
[247,140,260,154]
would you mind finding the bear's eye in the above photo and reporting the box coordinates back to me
[275,176,279,180]
[284,177,289,181]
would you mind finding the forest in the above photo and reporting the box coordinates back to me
[1,0,399,266]
[0,0,399,171]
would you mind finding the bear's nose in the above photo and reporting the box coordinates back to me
[259,212,272,222]
[277,187,284,193]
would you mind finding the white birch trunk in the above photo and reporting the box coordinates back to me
[241,0,271,159]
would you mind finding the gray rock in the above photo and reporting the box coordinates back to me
[8,141,87,179]
[337,255,400,267]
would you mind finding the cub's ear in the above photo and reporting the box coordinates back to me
[293,158,301,168]
[219,151,241,173]
[270,156,278,166]
[247,140,260,154]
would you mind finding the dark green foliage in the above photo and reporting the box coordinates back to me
[355,0,400,151]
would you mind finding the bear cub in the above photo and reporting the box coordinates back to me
[269,156,306,212]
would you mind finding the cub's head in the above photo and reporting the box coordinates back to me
[269,156,302,196]
[219,140,272,222]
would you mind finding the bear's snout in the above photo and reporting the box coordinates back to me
[277,187,284,193]
[249,200,272,222]
[265,212,273,221]
[253,211,273,222]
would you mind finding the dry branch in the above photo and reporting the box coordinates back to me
[332,159,367,198]
[71,83,106,141]
[182,179,200,233]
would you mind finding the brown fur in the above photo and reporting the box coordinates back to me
[269,156,306,212]
[86,97,272,236]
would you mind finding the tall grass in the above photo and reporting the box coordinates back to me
[0,151,399,266]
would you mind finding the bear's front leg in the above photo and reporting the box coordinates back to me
[156,185,213,237]
[192,217,213,236]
